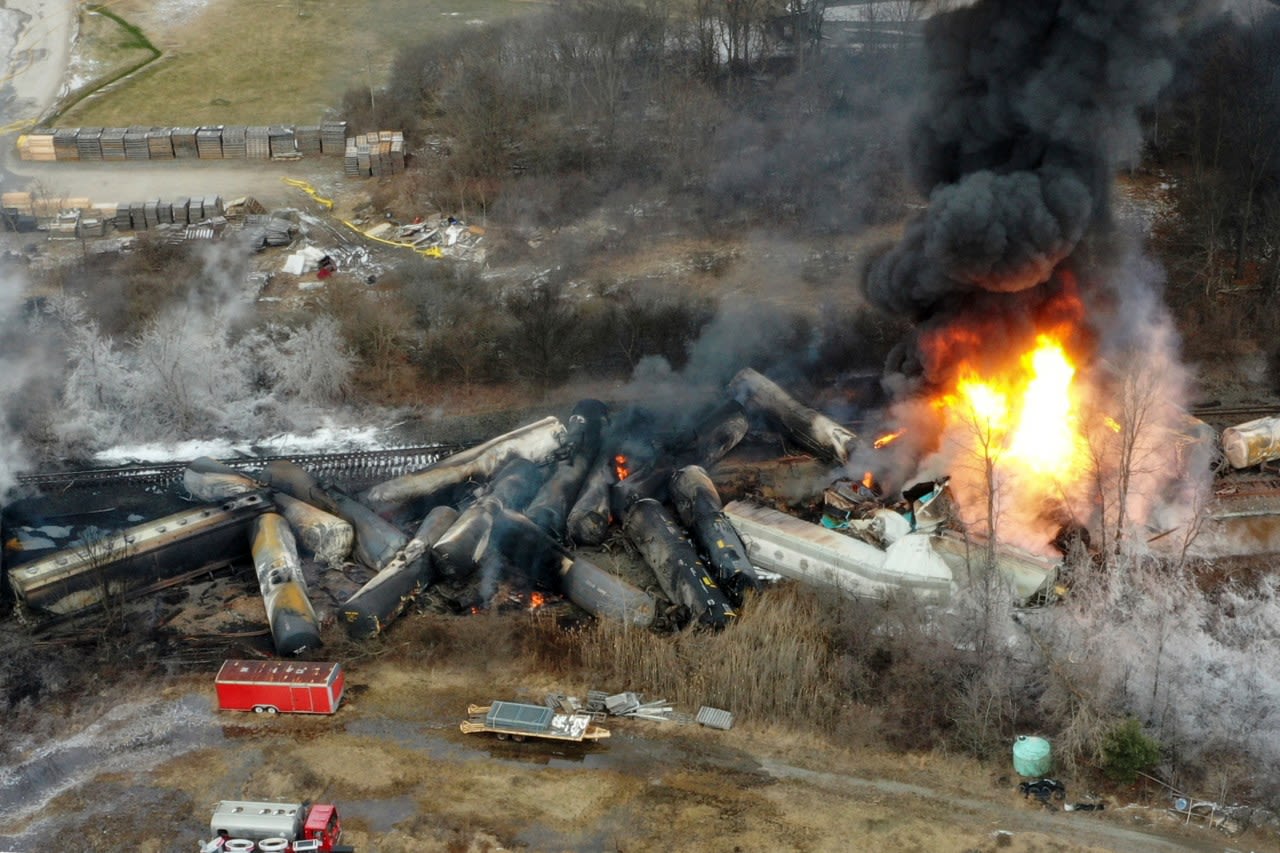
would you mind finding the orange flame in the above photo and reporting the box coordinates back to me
[528,592,546,610]
[933,332,1091,548]
[862,471,876,490]
[614,454,631,481]
[873,429,906,449]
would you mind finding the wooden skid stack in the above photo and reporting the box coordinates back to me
[196,126,224,159]
[147,127,174,159]
[172,127,199,158]
[269,126,297,159]
[246,126,271,159]
[1,192,33,213]
[320,120,348,154]
[343,130,406,177]
[124,126,151,160]
[53,129,80,160]
[220,126,247,158]
[19,132,56,161]
[15,120,353,161]
[77,127,103,160]
[100,127,127,160]
[295,125,322,155]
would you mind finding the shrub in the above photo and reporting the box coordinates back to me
[1101,717,1162,784]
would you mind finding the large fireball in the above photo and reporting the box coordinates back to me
[932,333,1091,551]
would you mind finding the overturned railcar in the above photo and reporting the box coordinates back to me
[250,512,323,656]
[7,492,273,615]
[623,498,736,629]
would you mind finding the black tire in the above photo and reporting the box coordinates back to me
[512,734,526,742]
[496,732,508,740]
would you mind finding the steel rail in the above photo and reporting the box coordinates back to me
[15,444,473,491]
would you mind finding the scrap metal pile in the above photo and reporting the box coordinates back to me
[2,368,1068,656]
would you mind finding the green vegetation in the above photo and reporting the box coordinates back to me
[1100,718,1163,785]
[45,6,161,124]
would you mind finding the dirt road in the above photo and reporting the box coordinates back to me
[0,0,74,132]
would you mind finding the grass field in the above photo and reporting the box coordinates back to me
[60,0,539,127]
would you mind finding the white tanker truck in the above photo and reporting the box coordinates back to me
[198,800,354,852]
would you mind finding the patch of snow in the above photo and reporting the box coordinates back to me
[92,423,395,465]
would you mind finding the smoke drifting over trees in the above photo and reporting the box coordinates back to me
[864,0,1220,389]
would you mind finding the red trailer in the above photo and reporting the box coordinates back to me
[215,660,345,715]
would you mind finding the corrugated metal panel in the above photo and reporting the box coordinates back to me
[486,701,554,733]
[696,706,734,730]
[215,659,339,687]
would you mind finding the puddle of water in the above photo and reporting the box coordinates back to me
[341,794,418,833]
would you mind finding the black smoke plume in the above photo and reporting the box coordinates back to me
[864,0,1218,386]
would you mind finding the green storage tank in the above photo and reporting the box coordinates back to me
[1012,735,1052,777]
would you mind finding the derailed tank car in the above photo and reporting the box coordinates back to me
[7,492,272,616]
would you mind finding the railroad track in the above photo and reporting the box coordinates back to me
[15,444,472,492]
[1191,403,1280,424]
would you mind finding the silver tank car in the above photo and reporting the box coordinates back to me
[363,416,566,507]
[274,491,354,568]
[728,367,857,465]
[262,460,406,571]
[183,455,262,501]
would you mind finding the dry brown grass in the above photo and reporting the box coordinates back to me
[576,583,852,730]
[60,0,538,127]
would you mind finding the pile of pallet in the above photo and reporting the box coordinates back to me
[321,121,348,154]
[196,126,224,159]
[343,130,406,178]
[97,195,225,231]
[1,191,93,216]
[148,128,175,159]
[16,121,350,162]
[14,133,55,161]
[100,128,127,161]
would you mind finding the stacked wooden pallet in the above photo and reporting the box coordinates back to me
[268,126,297,159]
[196,126,224,158]
[53,129,80,160]
[17,121,352,161]
[246,126,270,159]
[18,132,56,161]
[100,128,127,160]
[295,125,322,155]
[147,128,175,159]
[321,121,348,154]
[76,128,103,160]
[172,127,199,158]
[123,126,149,160]
[0,192,33,213]
[343,130,406,177]
[220,126,247,158]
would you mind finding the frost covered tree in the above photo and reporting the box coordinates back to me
[49,294,358,454]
